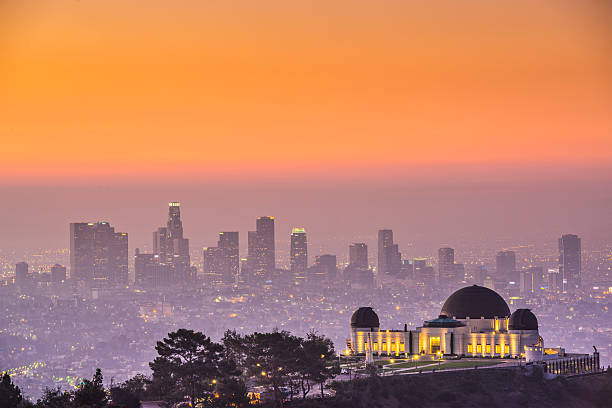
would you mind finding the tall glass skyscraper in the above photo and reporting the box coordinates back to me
[349,243,368,269]
[377,229,401,275]
[290,227,308,274]
[153,202,191,283]
[247,216,276,280]
[559,234,581,292]
[438,247,456,285]
[496,250,517,283]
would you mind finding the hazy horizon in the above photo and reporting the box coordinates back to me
[2,176,610,261]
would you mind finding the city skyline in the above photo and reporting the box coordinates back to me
[1,2,611,405]
[33,202,590,291]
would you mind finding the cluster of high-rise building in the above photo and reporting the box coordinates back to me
[135,202,195,287]
[9,201,583,295]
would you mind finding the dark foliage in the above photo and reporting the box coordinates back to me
[149,328,247,407]
[109,386,141,408]
[0,373,28,408]
[72,368,107,408]
[34,387,72,408]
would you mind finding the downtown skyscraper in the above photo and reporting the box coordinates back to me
[349,243,368,269]
[290,227,308,274]
[247,216,275,280]
[377,229,401,275]
[70,222,128,285]
[153,202,191,283]
[345,243,374,290]
[496,250,517,283]
[203,231,239,285]
[559,234,581,292]
[15,261,29,287]
[438,247,456,285]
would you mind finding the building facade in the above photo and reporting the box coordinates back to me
[496,250,517,283]
[290,227,307,274]
[70,222,128,285]
[438,247,455,285]
[559,234,581,292]
[349,285,541,359]
[153,202,191,283]
[247,216,275,280]
[377,229,401,275]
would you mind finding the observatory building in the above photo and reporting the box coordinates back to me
[349,285,542,359]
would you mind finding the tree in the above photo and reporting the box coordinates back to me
[119,374,149,400]
[72,368,107,408]
[225,330,301,408]
[298,331,340,399]
[35,387,72,408]
[0,373,26,408]
[149,329,224,405]
[109,386,141,408]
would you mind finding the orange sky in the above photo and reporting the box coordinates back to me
[1,0,610,184]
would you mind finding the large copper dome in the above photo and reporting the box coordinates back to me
[441,285,510,319]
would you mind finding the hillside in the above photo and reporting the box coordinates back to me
[287,368,612,408]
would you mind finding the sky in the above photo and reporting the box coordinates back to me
[0,1,611,254]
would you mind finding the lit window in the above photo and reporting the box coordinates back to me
[373,343,378,351]
[391,343,396,351]
[495,344,501,354]
[467,344,473,353]
[477,344,482,353]
[382,343,387,351]
[400,343,405,352]
[504,344,510,354]
[486,344,491,353]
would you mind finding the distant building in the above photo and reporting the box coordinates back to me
[50,264,67,282]
[135,250,169,288]
[469,264,487,286]
[453,263,465,283]
[218,232,239,280]
[400,259,414,280]
[345,243,374,290]
[413,258,434,286]
[547,268,561,293]
[311,254,337,283]
[153,202,191,283]
[247,216,275,280]
[438,247,455,285]
[520,266,543,295]
[349,243,368,269]
[290,228,308,274]
[15,262,29,286]
[70,222,128,285]
[203,246,225,284]
[496,250,517,283]
[377,229,401,275]
[559,234,581,292]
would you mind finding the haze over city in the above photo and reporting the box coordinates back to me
[1,1,611,407]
